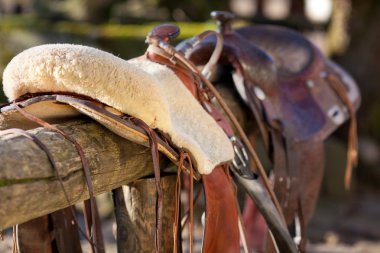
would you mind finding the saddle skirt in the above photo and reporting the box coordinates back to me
[2,44,234,174]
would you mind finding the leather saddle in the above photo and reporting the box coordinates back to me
[178,11,360,252]
[180,13,360,144]
[236,25,360,141]
[0,23,297,253]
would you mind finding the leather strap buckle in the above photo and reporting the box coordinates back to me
[230,136,257,179]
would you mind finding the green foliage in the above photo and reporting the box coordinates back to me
[0,15,217,103]
[157,0,229,21]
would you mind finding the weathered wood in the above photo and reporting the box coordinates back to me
[112,187,129,253]
[122,175,177,253]
[0,118,168,229]
[0,85,247,231]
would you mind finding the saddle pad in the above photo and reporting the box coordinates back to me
[2,44,234,174]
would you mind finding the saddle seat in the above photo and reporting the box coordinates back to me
[2,44,234,174]
[237,25,314,76]
[185,25,360,142]
[237,25,361,141]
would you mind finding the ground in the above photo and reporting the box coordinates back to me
[1,192,379,252]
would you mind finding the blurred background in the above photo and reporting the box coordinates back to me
[0,0,379,252]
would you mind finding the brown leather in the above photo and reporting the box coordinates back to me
[246,26,360,139]
[149,24,180,42]
[5,37,242,252]
[200,104,240,253]
[270,131,289,221]
[268,138,325,252]
[242,196,267,251]
[146,52,199,98]
[236,26,354,241]
[181,16,359,252]
[146,40,241,253]
[8,20,354,252]
[18,215,54,253]
[202,166,240,253]
[18,207,83,253]
[185,25,359,142]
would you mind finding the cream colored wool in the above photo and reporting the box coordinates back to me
[2,44,234,174]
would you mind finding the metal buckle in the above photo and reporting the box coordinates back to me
[230,136,257,179]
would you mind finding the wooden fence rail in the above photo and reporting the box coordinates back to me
[0,118,166,229]
[0,87,245,253]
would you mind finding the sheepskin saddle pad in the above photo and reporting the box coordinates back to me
[2,44,234,174]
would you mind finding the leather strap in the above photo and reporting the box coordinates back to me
[145,38,285,224]
[326,73,358,189]
[1,94,198,178]
[202,166,240,253]
[13,103,104,253]
[146,42,241,252]
[131,117,163,253]
[271,131,292,223]
[173,152,185,253]
[288,141,324,252]
[0,127,97,253]
[146,50,199,99]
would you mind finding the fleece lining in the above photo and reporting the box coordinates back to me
[2,44,234,174]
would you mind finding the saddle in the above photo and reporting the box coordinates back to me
[179,11,360,252]
[0,11,359,252]
[0,24,297,253]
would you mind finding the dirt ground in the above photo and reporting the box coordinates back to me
[1,191,379,253]
[307,192,380,253]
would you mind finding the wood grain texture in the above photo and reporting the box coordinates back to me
[0,118,168,229]
[0,86,246,231]
[122,175,177,253]
[112,187,129,253]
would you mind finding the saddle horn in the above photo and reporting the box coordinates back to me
[147,24,180,42]
[211,11,235,33]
